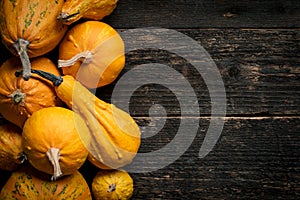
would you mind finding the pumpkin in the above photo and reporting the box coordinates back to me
[0,165,92,200]
[58,21,125,88]
[0,57,63,128]
[22,106,91,180]
[18,70,141,170]
[57,0,118,25]
[0,0,67,80]
[0,123,26,171]
[92,169,134,200]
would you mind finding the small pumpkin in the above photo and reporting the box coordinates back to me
[58,21,125,88]
[0,165,92,200]
[92,169,134,200]
[0,123,26,171]
[0,57,62,128]
[0,0,67,80]
[22,107,91,180]
[18,70,141,170]
[58,0,118,25]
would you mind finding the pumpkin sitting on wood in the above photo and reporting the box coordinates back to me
[58,21,125,88]
[92,169,134,200]
[22,107,91,181]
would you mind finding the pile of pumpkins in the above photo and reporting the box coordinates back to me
[0,0,141,199]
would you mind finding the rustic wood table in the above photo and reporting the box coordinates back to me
[1,0,299,199]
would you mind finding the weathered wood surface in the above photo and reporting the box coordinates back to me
[97,29,300,116]
[105,0,300,28]
[0,0,299,199]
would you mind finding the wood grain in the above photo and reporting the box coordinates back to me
[2,117,298,199]
[104,0,300,28]
[0,0,299,199]
[96,29,300,116]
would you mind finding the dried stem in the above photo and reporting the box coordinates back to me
[46,147,63,181]
[107,183,116,193]
[58,51,93,68]
[13,39,31,81]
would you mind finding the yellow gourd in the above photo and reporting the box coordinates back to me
[58,0,118,25]
[92,169,134,200]
[0,123,25,171]
[17,70,141,170]
[58,21,125,89]
[22,106,91,180]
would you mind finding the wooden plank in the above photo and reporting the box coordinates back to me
[112,117,300,199]
[104,0,300,28]
[2,117,297,199]
[96,28,300,116]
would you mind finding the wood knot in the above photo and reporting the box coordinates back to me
[228,65,241,79]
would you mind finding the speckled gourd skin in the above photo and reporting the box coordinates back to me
[0,0,67,58]
[0,165,92,200]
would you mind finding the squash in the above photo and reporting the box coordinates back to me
[58,21,125,88]
[0,0,67,80]
[22,107,91,180]
[0,123,26,171]
[92,169,134,200]
[0,57,63,128]
[0,165,92,200]
[58,0,118,25]
[17,70,141,170]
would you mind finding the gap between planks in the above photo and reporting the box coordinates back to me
[134,115,300,120]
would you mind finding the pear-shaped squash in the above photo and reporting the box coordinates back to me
[0,165,92,200]
[17,70,141,170]
[58,0,118,25]
[0,57,62,128]
[22,107,91,180]
[0,123,25,171]
[0,0,67,80]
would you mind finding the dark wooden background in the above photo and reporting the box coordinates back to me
[1,0,300,199]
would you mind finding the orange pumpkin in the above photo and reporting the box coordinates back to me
[92,169,134,200]
[18,70,141,170]
[58,0,118,25]
[0,0,67,80]
[22,107,91,180]
[58,21,125,88]
[0,165,92,200]
[0,57,62,128]
[0,123,25,171]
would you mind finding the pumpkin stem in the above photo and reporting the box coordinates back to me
[17,152,27,164]
[107,183,116,193]
[57,11,80,22]
[13,38,31,81]
[8,89,26,104]
[58,51,93,68]
[46,147,63,181]
[15,69,63,87]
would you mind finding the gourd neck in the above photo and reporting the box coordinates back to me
[15,69,63,86]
